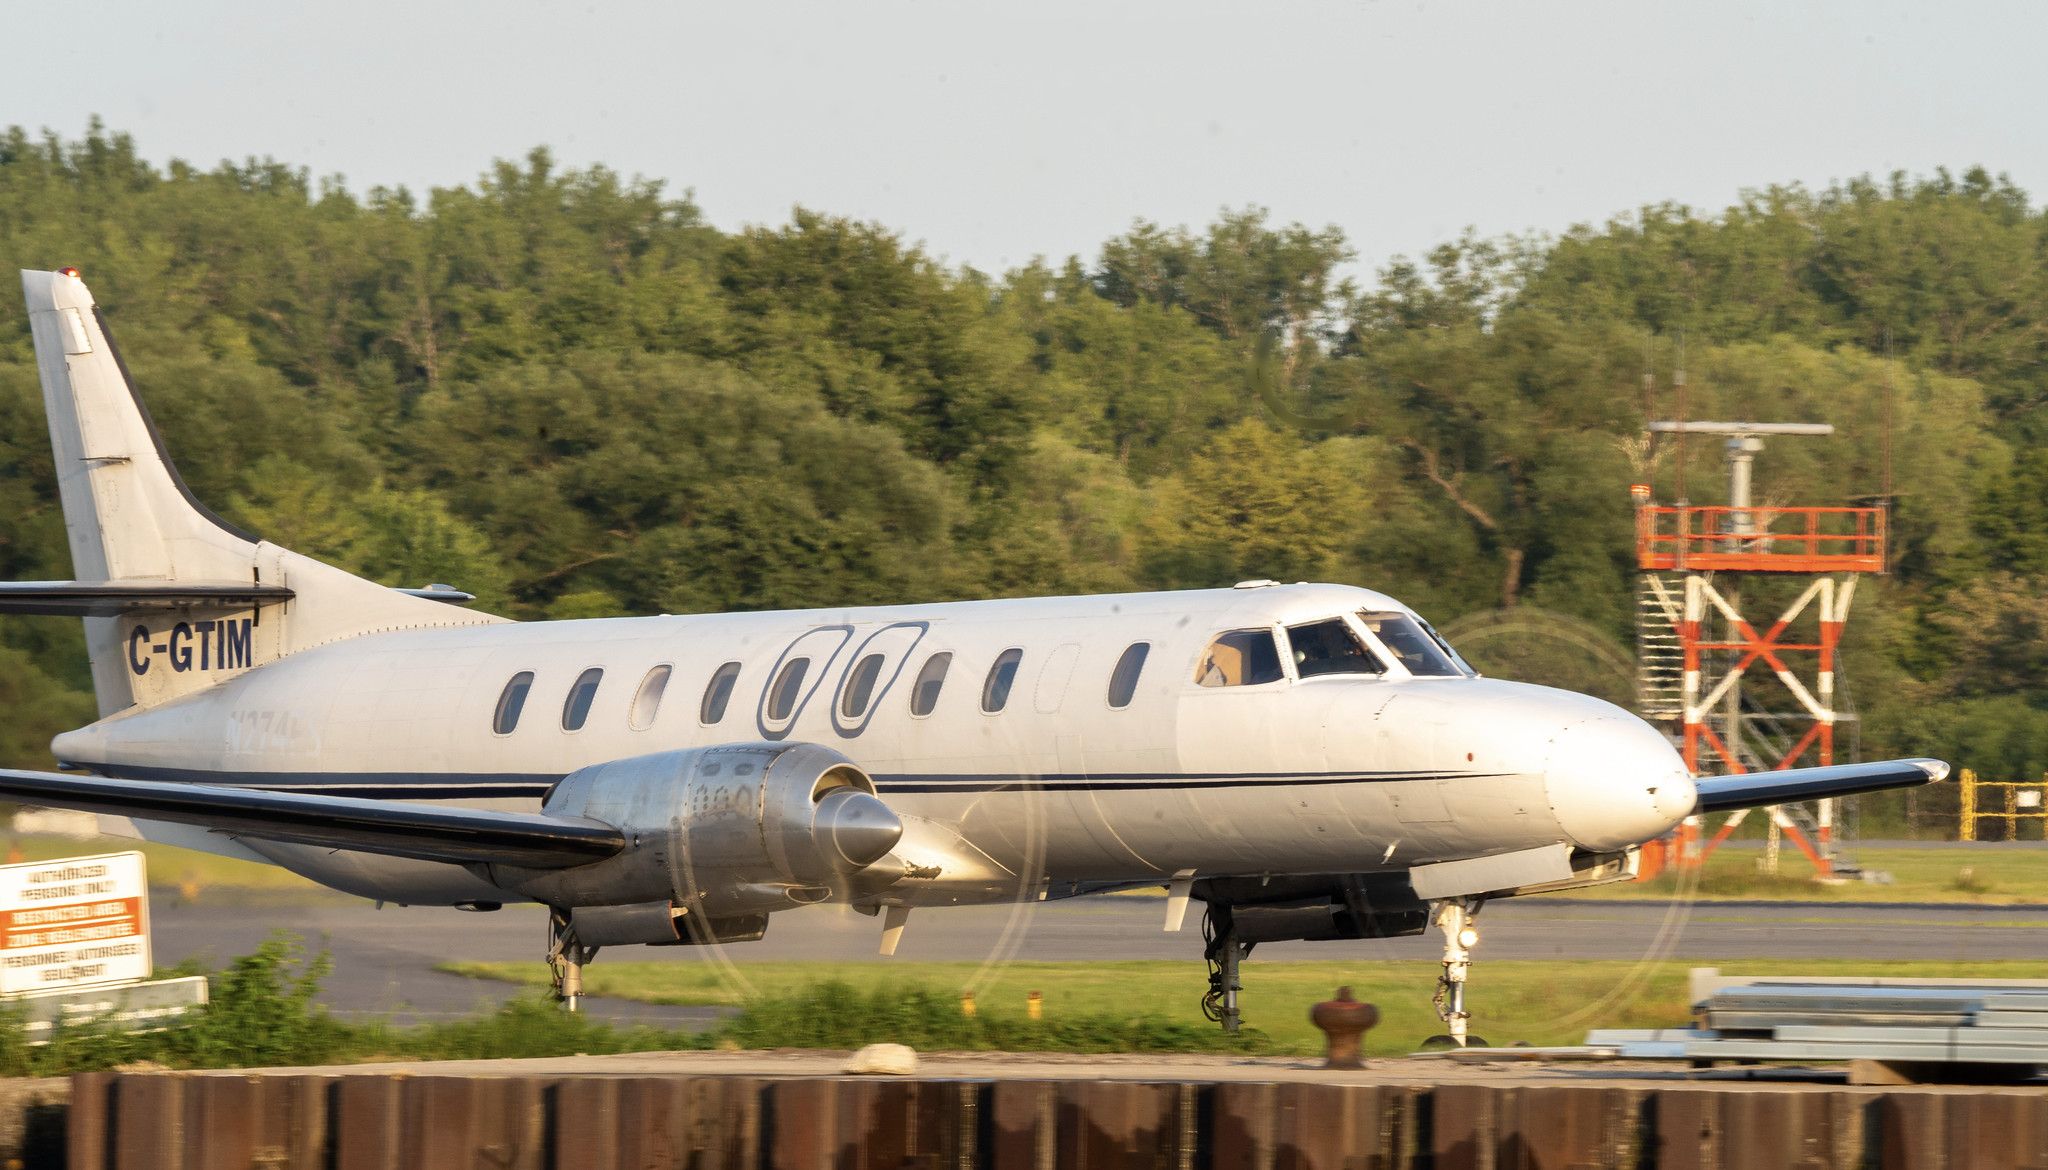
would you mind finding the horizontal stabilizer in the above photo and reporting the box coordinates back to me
[0,580,294,616]
[1692,758,1948,814]
[393,585,476,604]
[0,769,624,869]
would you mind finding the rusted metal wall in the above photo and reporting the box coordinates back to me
[53,1070,2048,1170]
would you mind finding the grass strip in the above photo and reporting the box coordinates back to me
[440,955,2048,1056]
[1551,846,2048,904]
[13,934,2048,1072]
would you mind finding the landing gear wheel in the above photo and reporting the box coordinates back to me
[547,907,599,1012]
[1421,1034,1489,1051]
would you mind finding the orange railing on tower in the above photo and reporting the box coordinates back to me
[1635,505,1887,574]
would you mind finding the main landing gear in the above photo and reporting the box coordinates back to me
[1201,903,1254,1034]
[548,908,599,1012]
[1422,896,1487,1050]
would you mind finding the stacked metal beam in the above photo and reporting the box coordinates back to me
[1589,980,2048,1070]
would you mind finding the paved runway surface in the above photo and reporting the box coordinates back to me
[148,892,2048,1027]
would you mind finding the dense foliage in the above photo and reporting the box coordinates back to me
[2,123,2043,803]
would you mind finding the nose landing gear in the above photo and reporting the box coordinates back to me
[1423,896,1487,1050]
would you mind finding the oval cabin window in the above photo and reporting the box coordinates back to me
[1107,642,1149,709]
[700,662,741,724]
[841,653,886,719]
[630,664,671,731]
[981,649,1023,713]
[562,667,604,731]
[493,671,534,735]
[767,657,811,721]
[910,652,951,716]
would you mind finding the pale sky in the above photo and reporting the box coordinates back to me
[6,1,2042,279]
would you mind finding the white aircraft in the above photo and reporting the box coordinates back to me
[0,269,1943,1044]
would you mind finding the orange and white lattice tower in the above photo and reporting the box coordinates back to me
[1633,422,1887,878]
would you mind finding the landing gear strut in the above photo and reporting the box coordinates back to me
[1201,903,1255,1033]
[1425,896,1487,1049]
[547,908,599,1012]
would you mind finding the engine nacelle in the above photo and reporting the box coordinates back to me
[497,742,903,917]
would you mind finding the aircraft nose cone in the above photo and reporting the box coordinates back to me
[1544,717,1695,851]
[813,788,904,870]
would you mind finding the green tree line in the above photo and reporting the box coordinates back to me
[1,124,2043,809]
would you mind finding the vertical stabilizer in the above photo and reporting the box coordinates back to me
[19,269,502,715]
[23,269,259,589]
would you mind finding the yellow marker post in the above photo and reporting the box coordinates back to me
[1961,768,1978,841]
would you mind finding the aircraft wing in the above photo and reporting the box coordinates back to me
[1692,758,1947,814]
[0,769,623,868]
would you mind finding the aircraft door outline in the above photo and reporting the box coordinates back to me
[756,625,853,740]
[1034,643,1082,715]
[829,622,929,739]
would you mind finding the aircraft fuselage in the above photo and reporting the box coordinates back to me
[54,582,1695,906]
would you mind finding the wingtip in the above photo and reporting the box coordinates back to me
[1911,758,1952,783]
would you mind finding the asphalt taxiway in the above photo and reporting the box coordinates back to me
[146,892,2048,1025]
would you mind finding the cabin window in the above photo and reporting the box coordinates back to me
[700,662,741,724]
[562,667,604,731]
[1195,630,1284,687]
[981,648,1023,713]
[629,664,672,731]
[910,652,951,716]
[1107,643,1149,708]
[1358,611,1467,677]
[841,653,886,719]
[492,671,534,734]
[1287,619,1386,678]
[767,657,811,721]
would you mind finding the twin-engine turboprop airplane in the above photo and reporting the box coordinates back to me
[0,269,1944,1044]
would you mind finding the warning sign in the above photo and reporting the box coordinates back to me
[0,852,150,996]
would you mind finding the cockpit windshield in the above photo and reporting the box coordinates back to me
[1286,619,1386,678]
[1419,617,1477,675]
[1357,611,1469,677]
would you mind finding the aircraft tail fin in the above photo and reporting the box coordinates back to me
[19,268,502,715]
